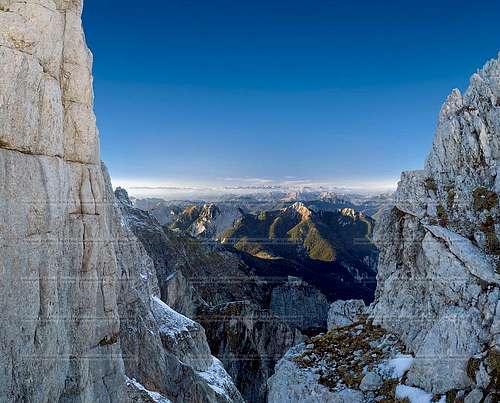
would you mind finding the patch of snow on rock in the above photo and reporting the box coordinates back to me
[395,385,444,403]
[380,354,414,378]
[126,377,172,403]
[196,357,241,401]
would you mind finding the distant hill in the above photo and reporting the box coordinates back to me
[169,203,243,239]
[133,191,394,227]
[221,202,377,300]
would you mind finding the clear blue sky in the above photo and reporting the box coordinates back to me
[82,0,500,190]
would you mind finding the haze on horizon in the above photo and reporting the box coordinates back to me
[82,0,500,196]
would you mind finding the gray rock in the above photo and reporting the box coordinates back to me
[270,276,329,332]
[0,1,124,401]
[372,53,500,394]
[464,388,484,403]
[327,299,366,329]
[359,371,383,391]
[0,2,244,401]
[267,344,364,403]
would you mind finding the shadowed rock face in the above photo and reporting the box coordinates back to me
[198,301,302,403]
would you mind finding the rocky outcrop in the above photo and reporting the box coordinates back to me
[0,2,243,402]
[0,1,125,400]
[371,54,500,398]
[267,318,411,403]
[170,203,243,240]
[270,276,329,333]
[327,299,366,330]
[199,301,302,403]
[269,55,500,402]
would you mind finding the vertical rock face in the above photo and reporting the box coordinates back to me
[0,1,125,401]
[270,276,329,333]
[0,2,244,402]
[372,55,500,395]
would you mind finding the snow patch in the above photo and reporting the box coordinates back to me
[395,385,444,403]
[126,377,172,403]
[196,357,235,400]
[380,354,414,378]
[151,296,196,336]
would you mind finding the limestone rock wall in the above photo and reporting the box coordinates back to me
[0,2,244,402]
[0,1,125,401]
[268,54,500,403]
[372,54,500,396]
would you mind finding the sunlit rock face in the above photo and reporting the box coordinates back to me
[0,2,244,402]
[0,1,125,400]
[372,54,500,395]
[268,55,500,402]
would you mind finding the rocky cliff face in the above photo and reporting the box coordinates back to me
[0,1,125,400]
[198,301,302,403]
[268,55,500,402]
[0,2,243,402]
[371,54,500,397]
[111,172,244,403]
[270,276,329,333]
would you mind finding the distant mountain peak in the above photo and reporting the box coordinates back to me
[284,201,313,220]
[338,207,357,218]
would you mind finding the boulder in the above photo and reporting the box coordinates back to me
[327,299,366,329]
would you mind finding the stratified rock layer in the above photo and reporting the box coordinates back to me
[0,2,243,402]
[0,1,124,401]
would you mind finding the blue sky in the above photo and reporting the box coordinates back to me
[82,0,500,192]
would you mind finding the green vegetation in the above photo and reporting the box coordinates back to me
[288,220,335,262]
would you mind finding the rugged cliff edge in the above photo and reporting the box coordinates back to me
[0,1,125,400]
[268,55,500,402]
[0,1,243,402]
